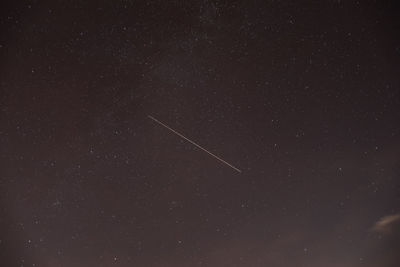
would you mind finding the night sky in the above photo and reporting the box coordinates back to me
[1,1,400,266]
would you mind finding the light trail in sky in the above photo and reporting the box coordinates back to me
[148,115,242,173]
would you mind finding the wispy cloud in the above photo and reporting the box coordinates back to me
[372,214,400,234]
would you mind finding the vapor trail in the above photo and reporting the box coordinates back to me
[148,115,241,173]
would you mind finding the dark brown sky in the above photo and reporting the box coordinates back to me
[1,1,399,266]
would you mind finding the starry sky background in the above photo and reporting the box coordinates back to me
[1,0,400,266]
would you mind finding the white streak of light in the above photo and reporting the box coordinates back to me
[148,115,241,173]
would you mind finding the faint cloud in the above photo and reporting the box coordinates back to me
[372,214,400,234]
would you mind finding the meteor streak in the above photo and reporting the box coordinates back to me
[148,115,242,173]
